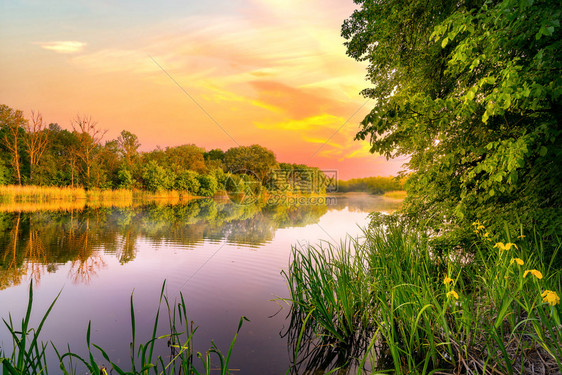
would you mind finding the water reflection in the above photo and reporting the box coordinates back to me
[0,198,329,289]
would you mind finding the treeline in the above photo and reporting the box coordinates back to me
[0,105,328,196]
[338,176,404,194]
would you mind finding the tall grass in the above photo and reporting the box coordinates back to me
[0,186,87,203]
[382,190,407,200]
[284,221,562,374]
[1,282,246,375]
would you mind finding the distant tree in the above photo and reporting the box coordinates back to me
[165,144,207,174]
[197,175,218,197]
[117,168,134,189]
[23,111,49,183]
[204,149,225,162]
[117,130,140,169]
[98,140,121,188]
[174,170,200,194]
[224,145,277,181]
[0,160,10,185]
[0,105,26,185]
[141,160,174,192]
[71,115,107,188]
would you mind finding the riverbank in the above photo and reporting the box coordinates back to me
[285,218,562,373]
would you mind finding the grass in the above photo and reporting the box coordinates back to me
[0,281,247,375]
[0,186,204,212]
[0,185,87,203]
[283,219,562,374]
[382,190,407,200]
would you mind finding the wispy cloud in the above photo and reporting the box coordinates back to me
[38,41,86,54]
[255,114,343,131]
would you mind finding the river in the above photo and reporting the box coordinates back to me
[0,193,401,374]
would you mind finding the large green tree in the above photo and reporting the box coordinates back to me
[343,0,561,246]
[224,145,277,181]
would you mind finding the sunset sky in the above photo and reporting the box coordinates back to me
[0,0,407,179]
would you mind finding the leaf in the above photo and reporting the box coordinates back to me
[441,37,449,48]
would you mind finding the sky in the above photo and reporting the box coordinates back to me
[0,0,407,179]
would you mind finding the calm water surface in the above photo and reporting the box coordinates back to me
[0,193,401,373]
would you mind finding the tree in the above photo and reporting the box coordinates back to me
[343,0,562,245]
[117,130,140,169]
[224,145,277,181]
[0,105,26,185]
[174,170,200,194]
[197,175,218,197]
[164,144,207,174]
[72,115,107,188]
[23,111,49,183]
[141,160,174,192]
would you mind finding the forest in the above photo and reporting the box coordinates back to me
[0,107,331,196]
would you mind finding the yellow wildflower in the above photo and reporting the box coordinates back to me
[477,224,485,231]
[471,221,480,226]
[443,277,454,285]
[446,290,459,299]
[517,234,526,239]
[510,258,524,266]
[494,242,518,252]
[494,242,505,250]
[541,290,560,306]
[483,232,490,238]
[523,269,543,279]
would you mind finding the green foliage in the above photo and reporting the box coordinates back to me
[196,175,218,197]
[343,0,562,249]
[117,168,134,189]
[174,170,200,194]
[0,160,12,186]
[338,176,403,194]
[224,145,277,181]
[0,104,327,195]
[285,220,562,373]
[141,160,174,192]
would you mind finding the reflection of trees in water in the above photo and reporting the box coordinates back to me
[0,199,329,288]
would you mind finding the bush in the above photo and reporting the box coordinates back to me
[197,175,218,197]
[174,170,200,194]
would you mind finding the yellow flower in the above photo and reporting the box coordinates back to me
[517,234,526,239]
[510,258,524,266]
[494,242,505,250]
[446,290,459,299]
[523,269,543,279]
[477,224,485,231]
[443,277,454,285]
[483,232,490,238]
[494,242,518,252]
[541,290,560,306]
[471,221,480,226]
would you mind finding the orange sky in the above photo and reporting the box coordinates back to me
[0,0,407,179]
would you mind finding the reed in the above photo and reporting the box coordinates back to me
[382,190,407,200]
[86,188,134,202]
[1,282,246,375]
[284,221,562,374]
[0,185,87,203]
